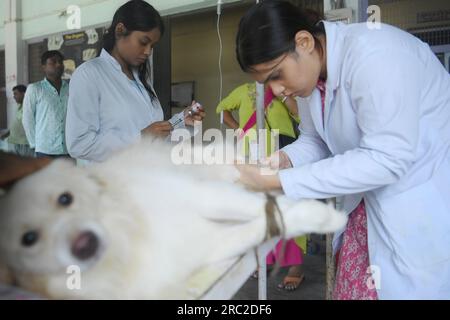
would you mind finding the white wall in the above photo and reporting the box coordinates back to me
[21,0,126,41]
[0,0,5,47]
[0,0,241,45]
[19,0,239,41]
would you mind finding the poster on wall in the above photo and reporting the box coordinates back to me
[44,28,105,80]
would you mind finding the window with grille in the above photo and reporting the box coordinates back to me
[409,25,450,46]
[366,0,450,51]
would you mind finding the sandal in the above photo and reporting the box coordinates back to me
[277,274,305,291]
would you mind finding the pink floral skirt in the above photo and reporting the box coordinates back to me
[333,201,378,300]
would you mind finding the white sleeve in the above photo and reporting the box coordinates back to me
[279,50,421,200]
[65,66,139,162]
[22,85,37,148]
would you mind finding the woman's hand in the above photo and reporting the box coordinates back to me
[223,110,239,130]
[235,164,283,192]
[260,150,293,170]
[141,121,173,138]
[184,101,206,126]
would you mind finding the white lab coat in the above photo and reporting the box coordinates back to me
[66,49,165,162]
[279,21,450,299]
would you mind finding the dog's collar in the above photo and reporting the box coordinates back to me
[264,193,285,240]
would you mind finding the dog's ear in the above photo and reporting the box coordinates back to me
[0,152,52,188]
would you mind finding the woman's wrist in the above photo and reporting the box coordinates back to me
[269,174,282,190]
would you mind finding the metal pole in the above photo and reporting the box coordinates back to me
[256,82,265,162]
[255,81,267,300]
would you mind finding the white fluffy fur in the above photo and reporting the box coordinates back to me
[0,138,347,299]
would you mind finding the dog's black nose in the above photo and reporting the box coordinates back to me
[71,231,99,261]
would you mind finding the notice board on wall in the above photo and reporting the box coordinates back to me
[43,28,105,80]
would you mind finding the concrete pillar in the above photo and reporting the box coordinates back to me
[4,0,25,128]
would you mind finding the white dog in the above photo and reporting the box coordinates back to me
[0,139,346,299]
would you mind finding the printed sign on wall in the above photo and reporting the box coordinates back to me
[45,28,105,80]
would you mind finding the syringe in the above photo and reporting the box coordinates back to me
[169,102,203,129]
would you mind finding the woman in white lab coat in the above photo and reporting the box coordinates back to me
[235,0,450,299]
[66,1,205,162]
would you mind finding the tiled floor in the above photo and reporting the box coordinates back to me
[232,236,327,300]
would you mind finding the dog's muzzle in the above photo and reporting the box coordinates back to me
[71,231,100,261]
[53,219,107,270]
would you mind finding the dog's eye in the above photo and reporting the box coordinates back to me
[21,231,39,247]
[58,192,73,207]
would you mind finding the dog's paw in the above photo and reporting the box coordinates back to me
[279,199,348,237]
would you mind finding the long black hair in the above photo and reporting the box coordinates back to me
[103,0,164,100]
[236,0,324,72]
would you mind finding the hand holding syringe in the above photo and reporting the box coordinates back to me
[169,101,205,129]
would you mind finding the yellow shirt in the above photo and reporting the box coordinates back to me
[7,104,29,145]
[216,83,299,155]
